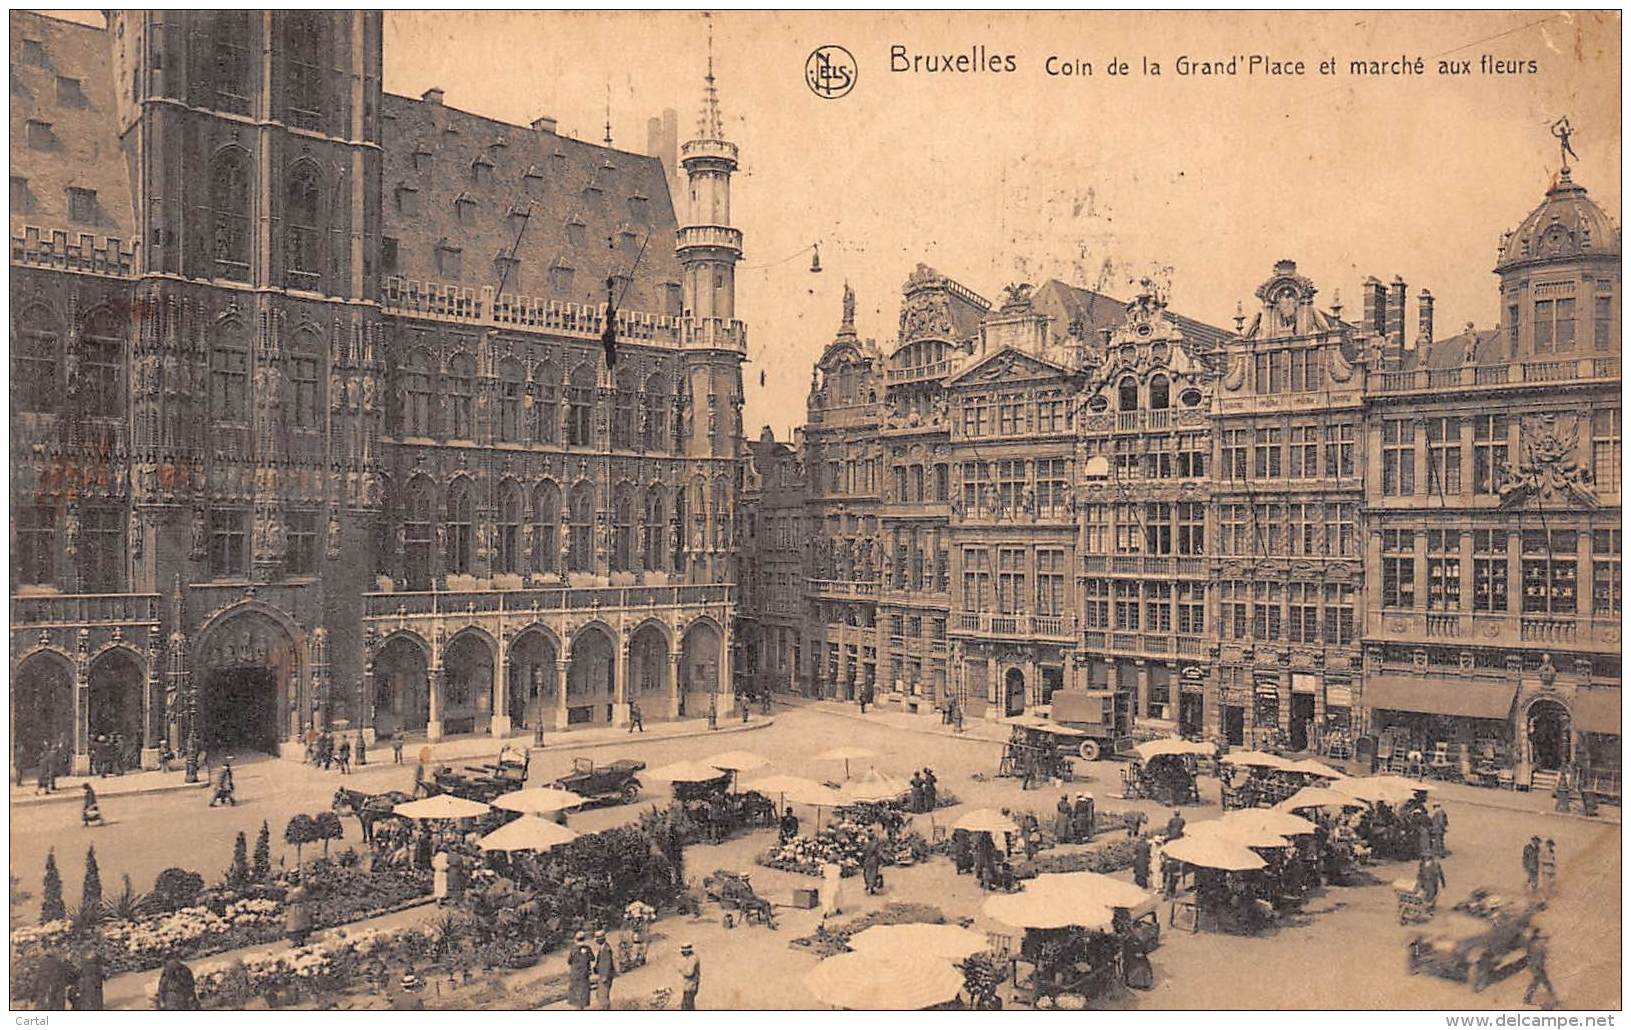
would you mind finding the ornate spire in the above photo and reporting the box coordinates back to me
[839,281,857,338]
[696,20,725,142]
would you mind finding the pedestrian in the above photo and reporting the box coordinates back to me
[1553,776,1572,814]
[974,831,997,888]
[1431,803,1450,857]
[1021,757,1037,792]
[1165,809,1186,841]
[820,861,844,917]
[154,956,198,1010]
[1416,856,1446,912]
[69,949,104,1011]
[1124,806,1145,840]
[337,737,351,774]
[1055,794,1074,844]
[862,838,883,895]
[708,793,728,844]
[951,828,973,875]
[285,880,312,946]
[81,783,102,827]
[779,806,799,843]
[676,942,701,1011]
[739,693,750,723]
[707,693,718,730]
[1524,928,1558,1009]
[1020,813,1039,862]
[432,849,450,902]
[923,768,938,811]
[594,930,616,1009]
[36,743,54,795]
[1133,837,1153,889]
[628,699,645,733]
[567,931,594,1010]
[392,730,405,764]
[1540,838,1558,895]
[159,740,173,774]
[910,771,925,814]
[210,759,235,806]
[1523,835,1542,894]
[35,951,74,1009]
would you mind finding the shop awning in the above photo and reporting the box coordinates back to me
[1573,690,1621,736]
[1364,676,1517,721]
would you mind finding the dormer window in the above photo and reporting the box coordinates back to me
[55,76,85,107]
[67,187,98,224]
[453,192,477,223]
[11,176,32,214]
[394,183,419,215]
[522,164,544,187]
[494,251,521,291]
[20,38,46,65]
[565,220,586,247]
[412,145,433,172]
[471,153,494,185]
[627,194,650,219]
[505,203,530,238]
[434,242,463,279]
[549,263,575,294]
[25,119,54,149]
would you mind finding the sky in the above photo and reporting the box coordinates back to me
[45,11,1624,440]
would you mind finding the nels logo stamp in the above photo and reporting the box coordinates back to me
[806,45,857,99]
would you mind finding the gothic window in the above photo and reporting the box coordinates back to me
[673,486,689,572]
[533,361,560,444]
[569,481,595,572]
[286,512,318,576]
[447,353,475,439]
[445,479,474,574]
[642,373,668,452]
[567,364,594,447]
[13,306,62,414]
[211,333,250,421]
[532,481,560,574]
[403,477,435,590]
[288,331,320,430]
[283,13,323,131]
[401,349,432,436]
[15,505,56,588]
[497,359,524,443]
[612,483,634,572]
[284,163,323,290]
[208,508,248,579]
[1592,408,1621,493]
[75,309,125,419]
[613,368,638,450]
[210,148,251,282]
[497,481,523,574]
[643,484,666,572]
[211,12,253,114]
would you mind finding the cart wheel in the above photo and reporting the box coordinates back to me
[621,780,641,805]
[1079,740,1102,762]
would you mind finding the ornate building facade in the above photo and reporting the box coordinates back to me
[10,11,746,772]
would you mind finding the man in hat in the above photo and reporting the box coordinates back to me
[1133,836,1153,890]
[628,698,645,733]
[567,931,594,1009]
[1523,835,1542,894]
[1165,809,1186,841]
[910,771,925,814]
[593,930,617,1009]
[923,768,939,811]
[1540,838,1558,895]
[1524,927,1558,1008]
[779,805,800,844]
[1416,855,1446,913]
[1430,803,1450,858]
[1055,794,1074,845]
[676,942,701,1010]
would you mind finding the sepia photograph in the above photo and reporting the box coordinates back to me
[5,8,1622,1015]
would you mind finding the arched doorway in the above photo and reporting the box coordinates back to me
[508,629,558,730]
[373,635,429,738]
[567,626,616,725]
[1004,668,1026,717]
[442,632,495,736]
[88,650,144,752]
[13,653,73,771]
[197,611,296,756]
[1527,699,1572,771]
[680,620,721,716]
[628,622,670,717]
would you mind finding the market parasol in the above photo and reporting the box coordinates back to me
[1189,818,1291,850]
[984,887,1116,931]
[1223,809,1318,838]
[848,923,991,961]
[803,950,965,1010]
[1275,786,1365,813]
[951,808,1020,836]
[644,760,733,784]
[1220,750,1295,771]
[1134,738,1217,761]
[491,788,588,815]
[704,749,771,793]
[1030,871,1154,911]
[1285,758,1347,780]
[837,769,910,805]
[785,780,844,828]
[477,816,579,853]
[814,746,880,780]
[741,774,825,810]
[1335,775,1422,806]
[1163,834,1268,871]
[1000,714,1090,737]
[393,795,491,821]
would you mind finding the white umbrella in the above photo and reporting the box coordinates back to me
[1164,834,1269,871]
[1134,738,1216,761]
[478,817,579,853]
[951,808,1020,836]
[645,760,732,784]
[1224,809,1318,838]
[838,769,909,805]
[1190,818,1290,850]
[393,795,491,821]
[984,888,1116,931]
[1030,871,1154,911]
[1221,750,1294,771]
[705,750,770,772]
[741,774,824,808]
[491,788,588,815]
[1276,786,1365,813]
[848,923,991,961]
[815,746,879,779]
[1286,758,1346,780]
[804,951,965,1010]
[1335,776,1421,806]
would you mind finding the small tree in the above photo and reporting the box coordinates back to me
[80,846,104,923]
[227,831,250,888]
[252,821,272,883]
[313,811,345,859]
[285,814,317,868]
[150,868,205,913]
[40,850,65,923]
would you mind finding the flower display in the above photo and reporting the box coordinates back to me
[758,820,929,877]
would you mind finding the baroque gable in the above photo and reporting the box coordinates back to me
[947,346,1074,388]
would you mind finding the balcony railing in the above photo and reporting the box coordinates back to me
[811,579,879,600]
[675,225,743,252]
[1371,608,1620,650]
[885,360,953,383]
[362,583,732,619]
[12,592,160,628]
[1374,356,1619,394]
[949,612,1078,640]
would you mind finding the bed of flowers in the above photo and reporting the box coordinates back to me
[789,902,964,958]
[189,924,419,1009]
[756,817,932,878]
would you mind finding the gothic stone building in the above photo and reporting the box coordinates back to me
[10,11,746,772]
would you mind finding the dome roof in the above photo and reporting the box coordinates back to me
[1497,173,1621,270]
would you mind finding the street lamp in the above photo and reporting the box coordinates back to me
[184,686,200,783]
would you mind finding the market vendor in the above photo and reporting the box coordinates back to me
[779,806,800,843]
[1072,793,1095,842]
[1055,795,1073,844]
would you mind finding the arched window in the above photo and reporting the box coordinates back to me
[288,330,320,429]
[79,505,126,593]
[1149,374,1170,410]
[401,349,431,436]
[283,13,323,131]
[285,163,322,290]
[211,330,249,421]
[643,373,668,452]
[710,479,728,549]
[690,477,707,555]
[210,12,253,114]
[644,484,666,572]
[496,481,524,574]
[13,306,61,414]
[446,479,473,574]
[532,481,560,573]
[15,504,57,587]
[533,361,559,444]
[613,368,638,450]
[78,309,124,418]
[210,148,251,281]
[447,353,475,439]
[569,481,595,571]
[567,364,594,446]
[1118,376,1139,412]
[612,483,634,571]
[403,476,436,590]
[497,359,524,442]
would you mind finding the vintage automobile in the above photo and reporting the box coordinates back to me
[551,756,647,806]
[1406,889,1543,991]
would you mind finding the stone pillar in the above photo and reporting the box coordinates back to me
[1412,529,1429,614]
[490,636,511,738]
[556,657,571,730]
[1135,658,1150,720]
[72,650,91,776]
[669,650,685,718]
[141,644,162,768]
[611,641,629,726]
[987,655,998,708]
[720,619,734,699]
[361,655,377,746]
[427,665,444,741]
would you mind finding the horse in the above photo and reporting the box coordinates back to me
[332,787,411,845]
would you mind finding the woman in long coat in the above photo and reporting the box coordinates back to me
[566,932,594,1009]
[1055,795,1073,844]
[285,882,313,946]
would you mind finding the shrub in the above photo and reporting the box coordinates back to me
[252,822,272,883]
[80,846,104,924]
[227,832,251,888]
[40,850,65,923]
[313,811,345,858]
[150,868,206,913]
[107,873,150,922]
[285,814,317,867]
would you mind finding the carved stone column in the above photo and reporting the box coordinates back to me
[427,665,445,741]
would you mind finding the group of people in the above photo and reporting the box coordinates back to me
[950,825,1018,891]
[24,739,69,793]
[908,768,939,812]
[1521,835,1560,895]
[1053,793,1098,844]
[304,731,358,774]
[565,930,623,1010]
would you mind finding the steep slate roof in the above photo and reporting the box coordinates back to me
[380,93,685,316]
[1034,279,1231,351]
[1397,326,1506,371]
[9,11,136,242]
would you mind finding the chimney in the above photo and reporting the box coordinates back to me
[1362,277,1388,337]
[1389,275,1407,348]
[531,115,558,135]
[421,87,444,106]
[1416,289,1435,348]
[646,116,662,158]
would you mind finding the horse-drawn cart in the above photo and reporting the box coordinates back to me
[998,717,1087,783]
